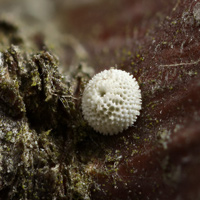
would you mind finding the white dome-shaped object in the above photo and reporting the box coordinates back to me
[81,69,142,135]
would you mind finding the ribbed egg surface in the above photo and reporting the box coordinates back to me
[81,69,142,135]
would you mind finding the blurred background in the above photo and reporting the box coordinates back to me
[0,0,168,74]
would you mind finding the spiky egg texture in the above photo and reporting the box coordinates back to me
[82,69,142,135]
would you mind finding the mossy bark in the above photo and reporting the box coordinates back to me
[0,20,92,200]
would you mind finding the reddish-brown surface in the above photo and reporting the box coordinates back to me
[62,0,200,199]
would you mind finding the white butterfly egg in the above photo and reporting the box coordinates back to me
[82,69,142,135]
